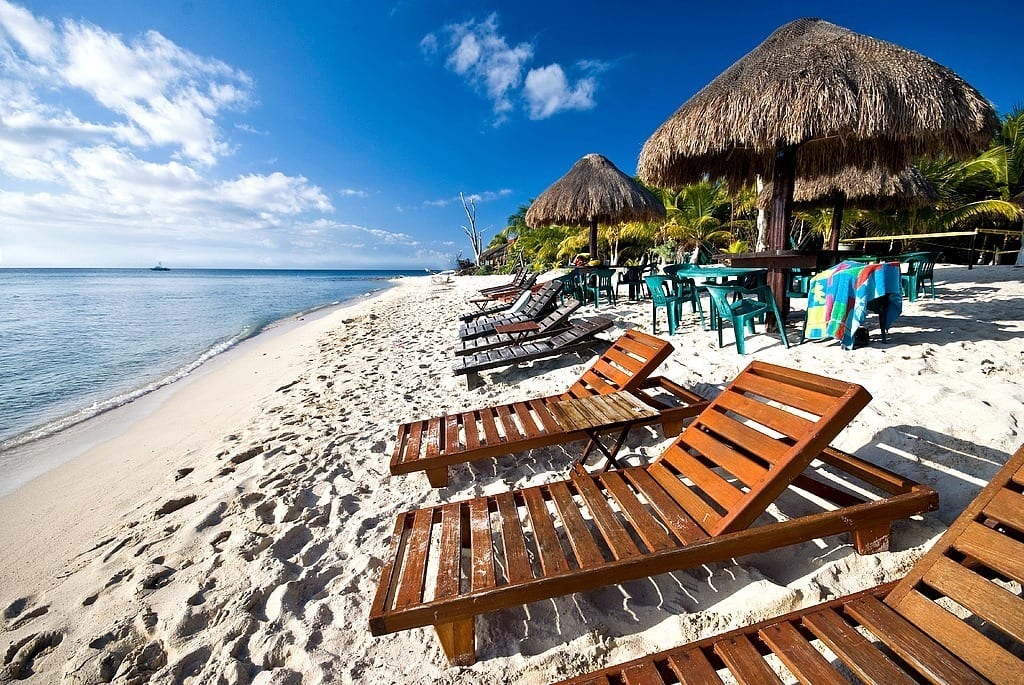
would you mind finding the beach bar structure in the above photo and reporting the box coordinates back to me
[638,18,997,317]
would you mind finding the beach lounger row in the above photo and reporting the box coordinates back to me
[455,300,582,356]
[556,441,1024,685]
[371,359,939,665]
[459,279,562,339]
[476,268,534,297]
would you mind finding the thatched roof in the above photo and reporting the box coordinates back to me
[525,154,665,228]
[758,164,939,211]
[639,18,998,189]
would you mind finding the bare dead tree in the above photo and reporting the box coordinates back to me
[460,192,484,265]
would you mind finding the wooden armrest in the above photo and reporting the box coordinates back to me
[494,321,540,334]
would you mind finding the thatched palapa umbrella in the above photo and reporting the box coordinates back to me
[639,17,996,309]
[526,153,665,262]
[759,164,939,250]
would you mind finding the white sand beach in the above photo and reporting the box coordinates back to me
[1,265,1022,684]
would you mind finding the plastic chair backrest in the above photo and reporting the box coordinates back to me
[644,275,677,307]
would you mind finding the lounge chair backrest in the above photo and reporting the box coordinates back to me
[536,300,580,331]
[519,280,562,318]
[650,361,871,535]
[505,287,535,314]
[563,330,673,399]
[882,446,1024,683]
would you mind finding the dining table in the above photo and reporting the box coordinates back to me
[804,260,903,349]
[664,264,768,286]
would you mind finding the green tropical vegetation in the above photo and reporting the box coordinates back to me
[479,109,1024,274]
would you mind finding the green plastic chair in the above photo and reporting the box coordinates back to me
[900,258,924,302]
[555,272,584,304]
[644,275,685,335]
[585,268,617,307]
[670,275,707,330]
[704,284,790,354]
[915,252,937,299]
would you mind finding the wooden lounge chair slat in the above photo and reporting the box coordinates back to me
[802,608,917,684]
[393,422,411,466]
[618,661,667,685]
[480,408,501,448]
[981,486,1024,534]
[435,503,463,601]
[444,414,460,458]
[370,513,410,617]
[646,462,723,533]
[423,417,442,458]
[528,398,563,434]
[522,488,570,575]
[496,404,523,442]
[893,588,1020,683]
[730,372,837,417]
[743,360,857,399]
[469,499,496,592]
[711,391,812,442]
[570,471,641,559]
[696,409,788,469]
[494,492,533,585]
[620,468,708,544]
[599,471,675,553]
[922,555,1024,643]
[844,595,988,685]
[662,443,745,510]
[680,427,768,489]
[758,621,847,685]
[666,650,726,685]
[394,508,434,609]
[548,481,606,568]
[712,635,785,684]
[512,401,545,440]
[463,412,482,451]
[955,520,1024,585]
[406,421,425,465]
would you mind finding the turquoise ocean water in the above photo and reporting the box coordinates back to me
[0,268,419,450]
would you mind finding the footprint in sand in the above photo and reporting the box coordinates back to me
[1,631,64,680]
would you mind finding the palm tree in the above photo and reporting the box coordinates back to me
[662,180,735,262]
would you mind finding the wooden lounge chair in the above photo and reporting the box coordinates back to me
[459,280,563,339]
[454,317,614,389]
[370,362,939,664]
[555,441,1024,685]
[460,284,534,322]
[477,269,532,296]
[455,300,582,356]
[395,330,708,487]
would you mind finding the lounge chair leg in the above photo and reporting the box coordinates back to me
[435,618,475,666]
[853,523,891,554]
[465,372,481,390]
[425,466,449,488]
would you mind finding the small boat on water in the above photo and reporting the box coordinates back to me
[151,262,170,271]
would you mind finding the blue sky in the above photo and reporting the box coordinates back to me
[0,0,1019,269]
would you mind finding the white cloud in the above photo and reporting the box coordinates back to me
[0,0,251,165]
[423,188,512,208]
[523,64,596,119]
[424,13,608,123]
[0,2,459,269]
[0,0,57,62]
[444,14,532,117]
